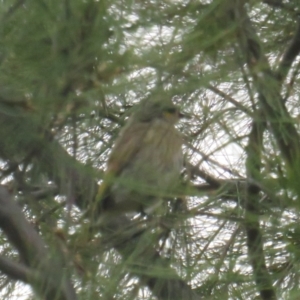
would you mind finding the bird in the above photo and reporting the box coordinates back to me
[95,97,184,218]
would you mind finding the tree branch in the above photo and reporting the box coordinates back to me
[0,111,202,299]
[232,0,300,191]
[0,111,98,210]
[277,16,300,83]
[207,84,252,116]
[102,221,203,300]
[0,185,78,300]
[2,0,26,21]
[263,0,299,17]
[228,1,285,299]
[245,117,276,300]
[0,256,35,283]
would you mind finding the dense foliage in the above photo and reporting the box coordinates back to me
[0,1,299,299]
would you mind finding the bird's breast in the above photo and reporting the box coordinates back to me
[110,118,183,210]
[120,119,183,186]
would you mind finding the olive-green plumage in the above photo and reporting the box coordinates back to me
[98,98,183,214]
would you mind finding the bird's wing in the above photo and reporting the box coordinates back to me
[97,120,151,200]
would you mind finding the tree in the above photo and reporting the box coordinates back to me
[0,0,299,299]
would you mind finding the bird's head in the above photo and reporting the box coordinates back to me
[135,98,183,124]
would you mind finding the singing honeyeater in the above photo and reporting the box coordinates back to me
[96,97,183,216]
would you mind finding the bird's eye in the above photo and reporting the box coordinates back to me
[165,107,177,114]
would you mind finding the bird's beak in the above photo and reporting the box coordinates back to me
[178,112,191,119]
